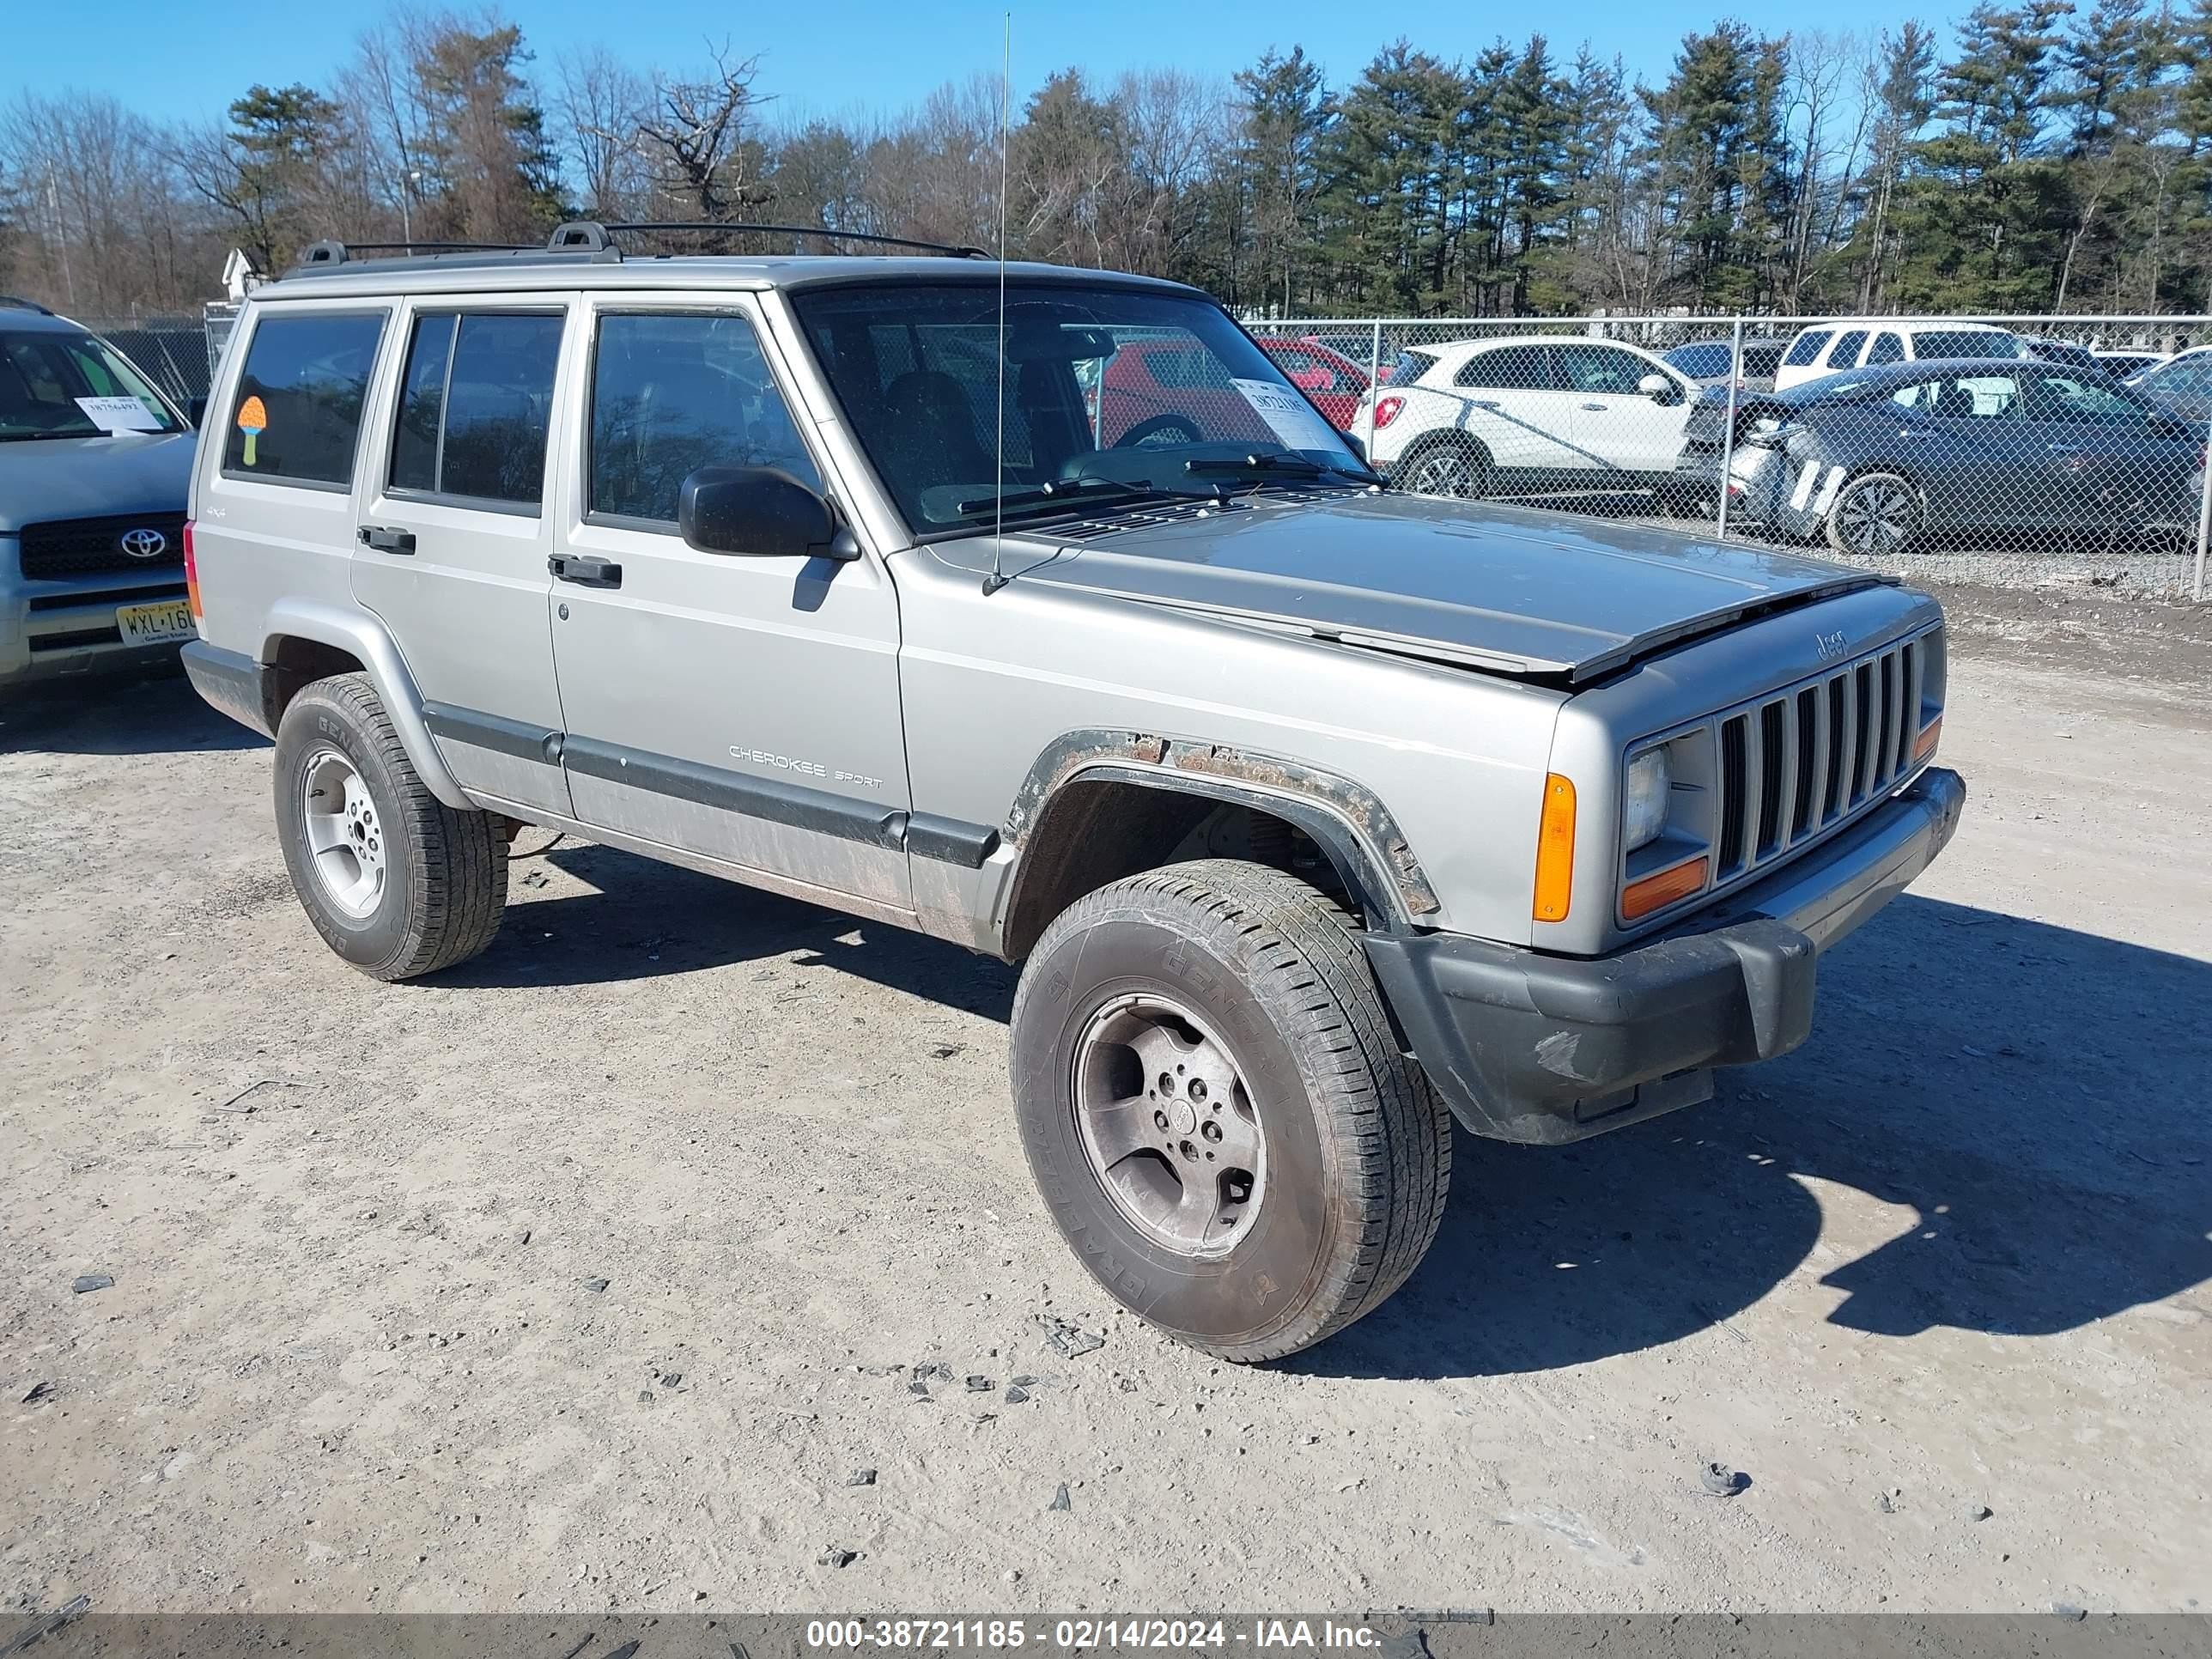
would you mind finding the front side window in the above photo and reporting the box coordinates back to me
[0,328,183,441]
[1665,343,1731,379]
[1783,330,1832,368]
[222,311,385,484]
[1556,344,1650,395]
[388,311,563,507]
[590,312,822,523]
[1828,329,1869,368]
[793,283,1369,532]
[1866,331,1905,366]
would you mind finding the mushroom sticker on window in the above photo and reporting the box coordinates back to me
[236,395,268,466]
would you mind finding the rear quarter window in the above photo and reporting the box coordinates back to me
[222,310,387,487]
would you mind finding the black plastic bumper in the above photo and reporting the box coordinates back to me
[1365,767,1966,1145]
[181,641,273,738]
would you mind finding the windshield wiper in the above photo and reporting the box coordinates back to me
[957,476,1163,516]
[1182,453,1380,486]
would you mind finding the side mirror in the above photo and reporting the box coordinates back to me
[678,465,848,559]
[1639,372,1679,404]
[186,396,208,427]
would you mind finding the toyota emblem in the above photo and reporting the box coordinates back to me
[120,527,167,560]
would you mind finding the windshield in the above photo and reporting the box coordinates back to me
[1914,330,2024,361]
[1,328,182,441]
[792,283,1371,532]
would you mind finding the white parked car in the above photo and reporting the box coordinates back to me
[1356,336,1698,501]
[1771,319,2024,392]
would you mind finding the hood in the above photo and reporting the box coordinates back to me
[946,490,1889,683]
[0,430,197,533]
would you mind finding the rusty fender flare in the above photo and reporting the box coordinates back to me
[1001,728,1440,933]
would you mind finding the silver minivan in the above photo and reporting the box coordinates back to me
[179,228,1965,1360]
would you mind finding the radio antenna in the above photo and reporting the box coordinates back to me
[984,11,1012,596]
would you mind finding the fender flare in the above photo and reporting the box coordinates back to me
[1000,728,1441,939]
[259,599,471,810]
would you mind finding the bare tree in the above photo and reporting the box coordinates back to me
[556,46,651,218]
[634,43,768,220]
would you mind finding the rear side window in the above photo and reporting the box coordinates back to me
[1666,343,1731,379]
[222,311,386,486]
[1457,345,1558,390]
[389,311,564,507]
[1866,331,1905,366]
[1382,349,1437,387]
[1827,329,1869,368]
[1783,330,1832,368]
[589,312,823,525]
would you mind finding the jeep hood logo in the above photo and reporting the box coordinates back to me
[119,528,167,560]
[1814,628,1850,662]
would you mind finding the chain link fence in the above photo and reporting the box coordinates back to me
[1249,315,2212,601]
[66,301,239,411]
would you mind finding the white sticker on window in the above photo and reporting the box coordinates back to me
[75,395,164,434]
[1231,377,1342,454]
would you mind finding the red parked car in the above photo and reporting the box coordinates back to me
[1094,335,1372,447]
[1255,337,1372,431]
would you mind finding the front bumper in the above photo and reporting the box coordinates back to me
[1,574,193,690]
[1365,767,1966,1144]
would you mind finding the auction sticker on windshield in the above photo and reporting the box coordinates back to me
[1233,377,1343,453]
[74,395,165,434]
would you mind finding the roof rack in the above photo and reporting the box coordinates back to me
[552,220,991,259]
[1,294,56,314]
[283,221,991,278]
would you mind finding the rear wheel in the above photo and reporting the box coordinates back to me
[1398,439,1492,499]
[1010,860,1452,1362]
[1825,471,1922,555]
[272,673,507,981]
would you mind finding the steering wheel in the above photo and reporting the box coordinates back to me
[1113,414,1202,450]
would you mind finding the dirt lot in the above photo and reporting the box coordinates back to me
[3,583,2209,1619]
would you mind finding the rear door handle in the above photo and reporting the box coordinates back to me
[1580,402,1609,411]
[357,525,416,555]
[550,554,623,589]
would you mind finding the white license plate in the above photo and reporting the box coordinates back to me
[117,599,196,647]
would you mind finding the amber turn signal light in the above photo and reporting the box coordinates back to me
[1912,716,1942,762]
[183,520,202,619]
[1532,773,1577,922]
[1621,854,1708,921]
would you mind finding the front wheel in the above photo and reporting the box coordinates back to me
[1397,441,1492,499]
[1825,471,1923,555]
[1009,860,1452,1362]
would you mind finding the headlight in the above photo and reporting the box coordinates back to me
[1624,746,1673,851]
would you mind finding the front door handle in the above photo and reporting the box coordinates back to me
[357,525,416,555]
[550,554,623,588]
[1580,402,1608,411]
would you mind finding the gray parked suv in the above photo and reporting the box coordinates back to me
[2,297,198,689]
[180,227,1966,1360]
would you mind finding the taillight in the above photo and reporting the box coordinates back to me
[1373,395,1405,429]
[183,520,202,618]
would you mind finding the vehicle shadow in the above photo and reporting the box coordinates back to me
[1291,892,2212,1378]
[447,842,2212,1372]
[0,665,267,757]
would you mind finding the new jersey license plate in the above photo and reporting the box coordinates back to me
[116,599,196,647]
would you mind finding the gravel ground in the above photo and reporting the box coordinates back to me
[2,583,2208,1618]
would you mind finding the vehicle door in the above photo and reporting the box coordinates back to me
[545,297,913,912]
[2023,369,2202,531]
[1450,344,1584,481]
[1557,343,1692,483]
[349,296,574,816]
[1887,368,2042,531]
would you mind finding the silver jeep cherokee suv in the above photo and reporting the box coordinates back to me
[3,298,198,688]
[180,226,1965,1360]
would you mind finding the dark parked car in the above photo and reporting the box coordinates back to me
[2126,349,2212,422]
[1674,357,2203,554]
[1663,337,1789,392]
[2022,337,2106,376]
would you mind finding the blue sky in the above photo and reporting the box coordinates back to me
[6,0,1929,128]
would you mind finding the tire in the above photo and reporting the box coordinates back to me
[1114,414,1203,450]
[1009,859,1452,1362]
[1396,438,1492,499]
[271,673,508,981]
[1825,471,1923,555]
